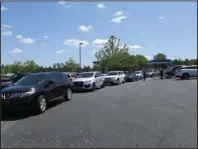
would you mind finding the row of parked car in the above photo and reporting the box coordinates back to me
[2,65,196,116]
[0,71,143,115]
[164,65,197,79]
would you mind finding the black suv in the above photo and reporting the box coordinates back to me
[0,72,72,114]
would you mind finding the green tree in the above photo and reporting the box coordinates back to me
[153,53,167,60]
[95,35,129,72]
[64,58,78,72]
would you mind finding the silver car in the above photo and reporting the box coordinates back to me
[72,71,105,91]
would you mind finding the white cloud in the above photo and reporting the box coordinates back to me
[140,32,144,36]
[2,24,11,29]
[57,1,72,8]
[1,6,8,11]
[111,16,128,23]
[16,35,35,44]
[158,16,164,20]
[1,31,12,36]
[57,1,66,5]
[128,45,143,49]
[63,39,89,48]
[97,4,106,9]
[56,50,65,54]
[78,25,93,32]
[9,48,22,54]
[1,24,12,36]
[114,11,123,16]
[44,36,48,39]
[92,39,108,48]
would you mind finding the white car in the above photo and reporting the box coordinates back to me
[72,71,105,91]
[175,65,197,80]
[104,71,126,85]
[134,71,143,79]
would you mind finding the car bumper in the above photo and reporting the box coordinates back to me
[175,72,182,78]
[104,79,117,84]
[1,96,34,111]
[125,78,134,82]
[73,84,93,90]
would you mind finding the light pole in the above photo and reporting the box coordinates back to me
[79,42,83,69]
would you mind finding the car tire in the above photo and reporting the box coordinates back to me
[35,95,47,114]
[91,82,96,91]
[182,73,190,80]
[101,82,105,88]
[123,79,126,84]
[64,87,72,101]
[117,79,120,85]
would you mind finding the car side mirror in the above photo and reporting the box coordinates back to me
[48,80,55,84]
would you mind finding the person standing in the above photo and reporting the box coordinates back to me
[160,68,164,80]
[143,69,146,81]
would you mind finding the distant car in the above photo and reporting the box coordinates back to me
[175,65,197,80]
[164,65,183,78]
[0,72,73,114]
[0,73,29,90]
[134,71,143,80]
[64,72,78,87]
[104,71,125,85]
[72,71,105,91]
[125,73,139,82]
[146,70,156,78]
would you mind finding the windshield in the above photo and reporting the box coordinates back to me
[135,71,141,74]
[107,72,118,76]
[14,74,47,85]
[79,73,94,78]
[1,78,11,82]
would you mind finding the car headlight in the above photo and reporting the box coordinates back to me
[112,77,117,80]
[20,88,36,97]
[84,80,92,85]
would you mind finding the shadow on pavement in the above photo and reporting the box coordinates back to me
[1,98,65,122]
[173,77,197,81]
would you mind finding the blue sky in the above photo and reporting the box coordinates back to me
[1,2,197,67]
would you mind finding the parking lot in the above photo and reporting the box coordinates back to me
[1,78,197,148]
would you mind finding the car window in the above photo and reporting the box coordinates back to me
[79,73,94,78]
[71,74,77,78]
[107,72,118,75]
[181,66,197,69]
[95,72,100,78]
[14,74,47,85]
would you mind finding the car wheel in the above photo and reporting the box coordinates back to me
[91,82,96,91]
[64,87,72,101]
[182,73,190,80]
[123,79,126,84]
[117,79,120,85]
[35,95,47,114]
[101,82,105,88]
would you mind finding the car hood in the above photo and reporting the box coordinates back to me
[0,85,35,93]
[73,78,94,82]
[105,75,118,78]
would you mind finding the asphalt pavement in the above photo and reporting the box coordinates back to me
[1,78,197,148]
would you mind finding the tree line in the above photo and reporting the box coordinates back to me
[1,35,197,74]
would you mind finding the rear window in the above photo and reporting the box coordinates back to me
[180,66,197,69]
